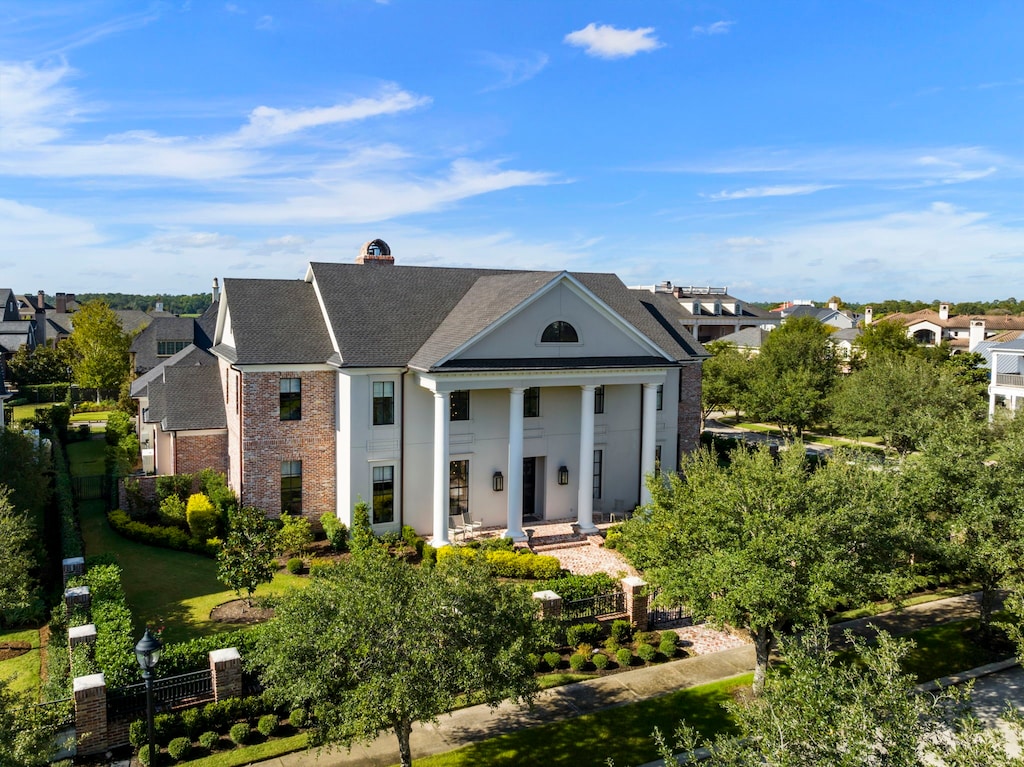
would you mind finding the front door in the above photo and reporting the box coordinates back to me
[523,457,537,522]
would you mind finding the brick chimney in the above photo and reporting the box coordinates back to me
[37,290,45,311]
[939,303,950,321]
[56,292,67,314]
[356,239,394,265]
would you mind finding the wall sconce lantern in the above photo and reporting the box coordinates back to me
[558,466,569,485]
[492,471,504,492]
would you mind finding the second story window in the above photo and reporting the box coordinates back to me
[656,384,664,411]
[373,381,395,425]
[541,320,579,343]
[157,340,189,357]
[450,390,470,421]
[524,387,540,418]
[594,385,605,414]
[280,378,301,421]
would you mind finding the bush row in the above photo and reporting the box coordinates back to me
[68,563,137,688]
[107,509,219,557]
[52,446,84,559]
[534,572,620,602]
[436,545,562,579]
[128,692,284,748]
[158,628,262,677]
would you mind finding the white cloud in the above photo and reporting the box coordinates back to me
[564,23,662,59]
[255,15,274,30]
[478,51,549,92]
[149,231,238,251]
[250,235,310,256]
[234,86,430,144]
[693,21,734,36]
[707,184,835,201]
[723,236,767,247]
[0,60,83,147]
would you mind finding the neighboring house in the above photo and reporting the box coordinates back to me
[0,289,37,382]
[713,326,772,355]
[776,302,860,330]
[987,334,1024,417]
[876,303,1024,352]
[136,241,706,544]
[830,327,862,365]
[130,300,218,376]
[639,283,780,343]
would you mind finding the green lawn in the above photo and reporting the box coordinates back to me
[66,438,107,477]
[0,627,42,699]
[901,619,1013,682]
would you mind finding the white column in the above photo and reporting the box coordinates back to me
[640,382,658,507]
[988,353,998,421]
[504,387,527,541]
[431,391,450,548]
[577,385,598,535]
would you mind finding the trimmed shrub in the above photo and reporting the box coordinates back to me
[198,731,219,750]
[168,736,191,762]
[565,622,602,648]
[158,494,187,527]
[287,557,304,574]
[349,501,375,553]
[592,652,610,670]
[604,637,620,653]
[278,514,313,557]
[289,708,307,729]
[229,722,250,746]
[108,509,198,553]
[616,648,633,667]
[186,493,219,541]
[604,524,624,550]
[137,746,153,766]
[543,651,562,671]
[609,619,633,645]
[129,719,148,749]
[535,573,619,602]
[568,653,588,671]
[320,513,348,552]
[659,633,678,657]
[421,544,437,568]
[637,643,657,664]
[636,630,661,645]
[257,714,278,737]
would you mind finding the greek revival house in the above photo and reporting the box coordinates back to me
[132,240,706,544]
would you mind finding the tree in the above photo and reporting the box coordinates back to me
[743,317,838,439]
[854,318,918,362]
[700,341,750,424]
[830,355,984,455]
[0,487,37,623]
[6,343,72,387]
[217,505,280,604]
[645,627,1024,767]
[622,445,907,694]
[251,546,543,767]
[67,300,131,400]
[277,514,313,558]
[0,674,65,767]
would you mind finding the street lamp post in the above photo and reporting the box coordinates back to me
[134,628,164,765]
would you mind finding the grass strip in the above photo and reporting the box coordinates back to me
[831,584,979,623]
[0,627,42,698]
[181,732,308,766]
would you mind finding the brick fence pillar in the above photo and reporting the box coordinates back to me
[62,557,85,586]
[64,585,91,616]
[73,673,108,756]
[209,648,243,701]
[622,576,649,633]
[68,623,97,652]
[532,590,563,620]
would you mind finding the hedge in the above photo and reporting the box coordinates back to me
[534,572,619,602]
[52,446,84,559]
[68,563,136,687]
[436,546,562,579]
[107,509,218,557]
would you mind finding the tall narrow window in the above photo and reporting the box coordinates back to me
[373,381,395,425]
[592,449,603,500]
[372,465,395,524]
[450,390,470,421]
[594,385,605,414]
[280,378,301,421]
[656,384,664,411]
[449,459,469,516]
[524,387,540,418]
[281,460,302,514]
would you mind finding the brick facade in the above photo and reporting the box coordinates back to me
[677,361,702,456]
[239,370,336,519]
[174,432,229,475]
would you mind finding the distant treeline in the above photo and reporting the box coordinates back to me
[71,293,213,315]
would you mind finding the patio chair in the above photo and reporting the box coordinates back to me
[448,514,467,542]
[462,510,484,538]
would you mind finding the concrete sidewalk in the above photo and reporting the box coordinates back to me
[252,591,999,767]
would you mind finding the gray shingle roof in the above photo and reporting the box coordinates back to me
[216,279,335,365]
[131,316,201,374]
[717,327,772,348]
[135,346,224,430]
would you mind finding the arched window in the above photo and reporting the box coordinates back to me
[541,321,579,343]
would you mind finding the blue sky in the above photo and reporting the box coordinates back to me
[1,1,1022,302]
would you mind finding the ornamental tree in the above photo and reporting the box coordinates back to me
[217,505,279,604]
[623,444,909,694]
[0,487,37,623]
[251,546,543,767]
[67,300,131,400]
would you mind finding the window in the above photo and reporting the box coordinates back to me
[656,384,664,411]
[372,465,394,524]
[157,340,189,357]
[281,461,302,514]
[450,390,470,421]
[373,381,395,425]
[594,385,605,414]
[524,387,540,418]
[449,459,469,516]
[592,450,603,500]
[280,378,301,421]
[541,320,579,343]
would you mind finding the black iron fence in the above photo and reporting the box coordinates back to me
[562,590,625,622]
[647,587,691,627]
[35,698,74,729]
[108,669,214,719]
[71,474,109,502]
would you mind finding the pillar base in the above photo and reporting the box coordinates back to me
[576,523,600,536]
[502,528,528,542]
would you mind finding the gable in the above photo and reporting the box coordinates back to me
[447,276,668,365]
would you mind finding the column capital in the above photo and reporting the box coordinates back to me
[580,383,597,392]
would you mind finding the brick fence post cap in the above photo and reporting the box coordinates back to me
[65,585,90,598]
[73,673,106,692]
[210,647,241,664]
[69,624,97,640]
[532,590,561,601]
[622,576,647,588]
[62,556,85,567]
